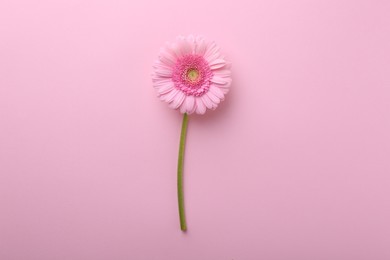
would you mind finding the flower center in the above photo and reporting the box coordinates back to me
[172,55,213,97]
[186,68,200,82]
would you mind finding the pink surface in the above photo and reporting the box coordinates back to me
[1,0,389,259]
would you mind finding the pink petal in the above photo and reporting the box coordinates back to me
[214,80,231,94]
[195,36,207,55]
[153,60,171,70]
[171,41,183,58]
[206,91,221,104]
[222,78,232,88]
[164,44,179,59]
[156,82,174,95]
[186,35,195,54]
[201,93,215,109]
[221,89,229,94]
[224,61,232,69]
[206,53,222,64]
[184,95,195,114]
[152,77,172,87]
[217,85,230,94]
[179,37,192,56]
[169,91,186,109]
[204,42,218,57]
[204,42,221,63]
[209,85,225,100]
[179,102,186,113]
[161,89,179,102]
[159,50,176,67]
[211,76,229,85]
[179,95,195,114]
[155,70,172,77]
[153,62,173,77]
[210,79,231,95]
[213,69,231,77]
[209,58,226,70]
[152,71,170,80]
[195,97,206,114]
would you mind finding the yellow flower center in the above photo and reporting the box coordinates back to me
[187,68,199,82]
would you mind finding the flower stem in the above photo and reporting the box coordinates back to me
[178,113,189,231]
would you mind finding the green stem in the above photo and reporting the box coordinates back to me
[178,113,189,231]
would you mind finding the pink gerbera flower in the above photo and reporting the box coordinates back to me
[151,35,232,232]
[152,35,232,114]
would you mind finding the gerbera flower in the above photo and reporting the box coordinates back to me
[151,35,232,232]
[152,35,232,114]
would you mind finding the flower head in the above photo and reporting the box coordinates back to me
[152,35,232,115]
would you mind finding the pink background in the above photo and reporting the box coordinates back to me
[1,0,390,259]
